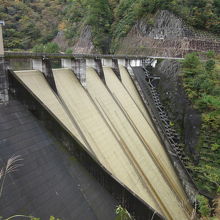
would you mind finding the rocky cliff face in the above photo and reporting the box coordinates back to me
[53,26,97,54]
[116,10,220,57]
[53,10,220,56]
[52,31,69,51]
[154,59,200,161]
[72,26,97,54]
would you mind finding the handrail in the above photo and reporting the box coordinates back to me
[4,51,184,60]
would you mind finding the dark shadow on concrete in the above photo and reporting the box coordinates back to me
[0,99,117,220]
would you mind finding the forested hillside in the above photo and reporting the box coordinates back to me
[0,0,65,50]
[1,0,220,53]
[181,53,220,218]
[182,53,220,195]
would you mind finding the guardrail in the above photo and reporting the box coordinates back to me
[4,51,184,60]
[4,52,147,59]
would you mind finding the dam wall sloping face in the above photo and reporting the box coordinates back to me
[13,67,192,219]
[11,70,85,146]
[0,100,117,220]
[119,66,153,127]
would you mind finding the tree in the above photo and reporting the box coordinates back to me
[85,0,113,53]
[32,44,45,53]
[44,42,60,53]
[205,59,215,72]
[32,42,60,53]
[65,48,73,54]
[182,53,201,70]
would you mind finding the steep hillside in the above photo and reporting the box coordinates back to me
[0,0,65,50]
[1,0,220,54]
[154,54,220,213]
[115,10,220,57]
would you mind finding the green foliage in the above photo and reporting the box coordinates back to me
[182,53,201,70]
[182,53,220,195]
[32,44,45,53]
[48,216,61,220]
[44,42,60,53]
[196,195,211,217]
[206,59,216,72]
[1,0,64,50]
[65,48,73,54]
[62,0,85,40]
[32,43,60,53]
[206,50,216,59]
[115,205,133,220]
[197,95,220,111]
[85,0,113,53]
[1,0,220,52]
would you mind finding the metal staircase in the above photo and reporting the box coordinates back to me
[143,66,189,165]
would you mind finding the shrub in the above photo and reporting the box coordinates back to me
[32,44,45,53]
[196,195,211,217]
[65,48,73,54]
[44,42,60,53]
[205,59,216,72]
[32,42,60,54]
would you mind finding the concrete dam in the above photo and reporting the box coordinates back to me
[0,30,197,220]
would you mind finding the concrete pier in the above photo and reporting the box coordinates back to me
[102,58,121,80]
[61,58,86,87]
[118,58,128,67]
[32,58,57,93]
[86,58,105,83]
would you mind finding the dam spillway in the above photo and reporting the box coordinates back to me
[10,63,193,219]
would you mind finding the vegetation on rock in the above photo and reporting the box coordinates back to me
[32,42,60,53]
[182,52,220,197]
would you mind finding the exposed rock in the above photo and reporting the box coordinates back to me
[53,26,97,54]
[72,25,97,54]
[52,31,69,51]
[116,10,220,57]
[155,59,200,162]
[144,10,194,39]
